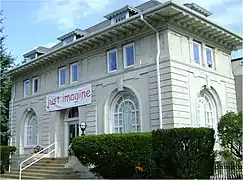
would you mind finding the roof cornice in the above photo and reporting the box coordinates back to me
[8,1,243,76]
[170,1,242,40]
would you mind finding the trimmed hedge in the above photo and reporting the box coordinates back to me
[152,128,215,179]
[71,128,215,179]
[0,146,16,173]
[71,133,154,179]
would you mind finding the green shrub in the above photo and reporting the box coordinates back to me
[71,128,215,179]
[0,146,16,173]
[152,128,215,179]
[71,133,154,179]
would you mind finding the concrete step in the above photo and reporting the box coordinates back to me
[1,173,40,179]
[39,157,68,164]
[5,169,75,177]
[31,162,66,168]
[0,174,80,180]
[12,167,73,173]
[1,173,80,179]
[3,157,80,179]
[43,174,80,179]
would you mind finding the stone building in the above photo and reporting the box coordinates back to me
[7,0,242,162]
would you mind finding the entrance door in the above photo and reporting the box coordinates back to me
[68,121,79,145]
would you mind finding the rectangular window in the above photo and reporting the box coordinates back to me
[115,15,126,23]
[70,63,78,83]
[193,42,201,64]
[59,67,66,86]
[107,49,118,73]
[32,77,39,94]
[123,43,135,68]
[206,47,213,68]
[24,80,30,97]
[63,36,74,45]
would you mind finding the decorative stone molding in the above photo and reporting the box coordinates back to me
[116,76,124,92]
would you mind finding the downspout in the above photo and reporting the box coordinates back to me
[140,14,163,129]
[9,83,16,171]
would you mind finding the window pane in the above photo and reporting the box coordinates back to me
[193,43,200,64]
[26,114,37,145]
[114,115,118,126]
[72,64,78,82]
[109,51,117,72]
[34,79,38,93]
[206,48,212,68]
[25,81,30,96]
[60,68,66,85]
[125,45,134,67]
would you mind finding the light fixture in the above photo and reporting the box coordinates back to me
[79,121,87,136]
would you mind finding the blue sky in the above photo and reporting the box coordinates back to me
[2,0,242,64]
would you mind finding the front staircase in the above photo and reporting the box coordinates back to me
[1,158,80,179]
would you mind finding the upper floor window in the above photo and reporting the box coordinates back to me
[63,36,74,45]
[107,49,118,73]
[32,77,39,94]
[59,67,66,86]
[123,43,135,68]
[24,80,30,97]
[193,42,201,64]
[70,63,78,83]
[206,47,213,68]
[115,15,126,23]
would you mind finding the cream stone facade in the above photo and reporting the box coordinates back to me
[8,0,242,167]
[231,57,243,112]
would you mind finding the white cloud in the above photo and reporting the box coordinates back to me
[209,3,243,27]
[37,0,111,30]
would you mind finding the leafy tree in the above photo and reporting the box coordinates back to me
[217,111,242,163]
[0,10,15,145]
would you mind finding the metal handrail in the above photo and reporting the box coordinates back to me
[19,142,56,180]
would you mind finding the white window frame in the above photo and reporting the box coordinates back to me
[110,91,140,134]
[32,77,39,94]
[59,66,66,87]
[197,91,217,129]
[70,62,79,83]
[24,79,30,97]
[107,49,118,73]
[24,112,38,148]
[123,43,135,69]
[206,46,213,68]
[193,41,202,65]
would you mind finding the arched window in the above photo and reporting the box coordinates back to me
[197,90,217,128]
[25,111,38,146]
[111,89,140,133]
